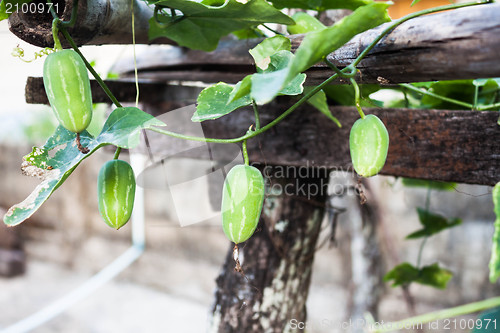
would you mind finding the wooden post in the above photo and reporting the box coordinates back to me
[209,165,329,332]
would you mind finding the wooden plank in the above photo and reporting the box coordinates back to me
[25,77,201,104]
[12,2,500,84]
[8,0,172,48]
[111,3,500,84]
[139,102,500,186]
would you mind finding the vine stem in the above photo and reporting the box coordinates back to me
[252,101,261,130]
[150,70,341,143]
[51,19,62,51]
[369,296,500,333]
[242,140,249,165]
[350,78,365,119]
[400,83,474,109]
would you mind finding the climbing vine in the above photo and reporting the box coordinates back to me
[1,0,500,331]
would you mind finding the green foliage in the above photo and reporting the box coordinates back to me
[288,2,391,79]
[489,182,500,283]
[193,36,308,121]
[192,82,252,122]
[243,2,391,108]
[401,178,456,191]
[249,35,291,70]
[3,107,164,226]
[384,262,453,289]
[303,87,341,127]
[0,0,32,21]
[287,12,326,35]
[269,0,375,11]
[421,80,499,109]
[410,0,422,5]
[148,0,294,51]
[406,208,462,239]
[323,84,381,107]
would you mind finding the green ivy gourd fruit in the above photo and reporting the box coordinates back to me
[97,160,136,230]
[349,114,389,177]
[43,49,93,133]
[221,165,265,244]
[287,12,326,35]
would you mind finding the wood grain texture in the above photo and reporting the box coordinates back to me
[13,2,500,84]
[140,101,500,186]
[8,0,171,47]
[25,76,201,104]
[110,3,500,85]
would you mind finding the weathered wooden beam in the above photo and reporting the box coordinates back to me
[25,76,201,104]
[139,101,500,186]
[111,2,500,84]
[11,2,500,83]
[8,0,172,47]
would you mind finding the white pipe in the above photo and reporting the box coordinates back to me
[1,153,147,333]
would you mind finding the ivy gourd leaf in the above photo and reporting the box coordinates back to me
[383,262,419,287]
[303,87,341,127]
[3,107,164,226]
[406,208,462,239]
[250,50,306,104]
[196,49,306,121]
[251,2,390,105]
[249,35,291,71]
[288,2,391,80]
[0,0,32,21]
[268,0,374,11]
[401,178,457,191]
[384,262,453,289]
[192,82,252,122]
[147,0,294,51]
[417,263,453,289]
[489,182,500,283]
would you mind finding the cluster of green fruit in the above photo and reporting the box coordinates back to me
[44,49,136,229]
[43,46,389,241]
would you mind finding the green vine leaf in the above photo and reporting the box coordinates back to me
[147,0,294,51]
[249,35,291,71]
[384,262,453,289]
[193,82,252,122]
[303,87,341,127]
[249,2,390,106]
[268,0,375,11]
[406,208,462,239]
[250,50,306,104]
[3,107,164,226]
[288,2,391,80]
[489,182,500,283]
